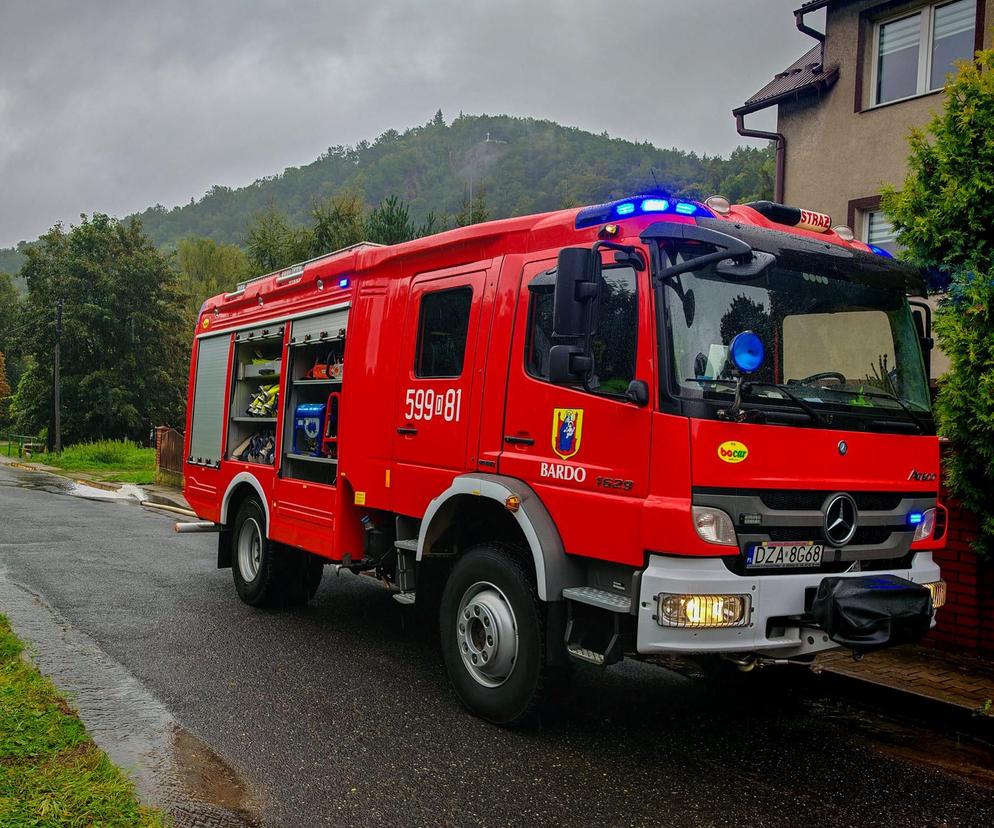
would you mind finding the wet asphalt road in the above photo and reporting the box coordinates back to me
[1,462,993,828]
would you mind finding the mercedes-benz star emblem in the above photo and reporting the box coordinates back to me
[824,493,858,546]
[838,440,848,456]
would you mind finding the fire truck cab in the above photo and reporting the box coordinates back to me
[184,195,947,725]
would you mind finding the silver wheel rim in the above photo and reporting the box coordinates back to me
[456,580,518,688]
[237,517,263,583]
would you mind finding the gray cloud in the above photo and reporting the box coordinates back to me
[0,0,817,247]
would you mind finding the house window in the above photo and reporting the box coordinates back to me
[865,210,900,256]
[873,0,975,106]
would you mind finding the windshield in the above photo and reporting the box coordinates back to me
[661,261,932,425]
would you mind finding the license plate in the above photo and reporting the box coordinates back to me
[747,543,824,569]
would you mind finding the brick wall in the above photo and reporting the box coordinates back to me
[926,443,994,657]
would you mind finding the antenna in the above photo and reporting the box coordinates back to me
[650,168,662,193]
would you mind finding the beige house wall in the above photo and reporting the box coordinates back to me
[777,0,994,227]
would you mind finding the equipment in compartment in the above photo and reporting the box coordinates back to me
[304,350,344,381]
[247,383,279,417]
[293,403,327,456]
[322,391,341,458]
[232,428,276,464]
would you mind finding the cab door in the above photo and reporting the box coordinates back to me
[498,255,654,567]
[391,266,489,512]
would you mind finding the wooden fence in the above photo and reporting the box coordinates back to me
[154,426,184,487]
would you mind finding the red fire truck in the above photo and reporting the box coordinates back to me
[182,194,947,725]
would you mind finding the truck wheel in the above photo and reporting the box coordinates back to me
[231,498,283,607]
[439,544,560,727]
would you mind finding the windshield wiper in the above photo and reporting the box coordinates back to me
[689,379,824,425]
[816,385,927,433]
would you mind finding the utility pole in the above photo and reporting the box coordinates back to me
[52,299,63,454]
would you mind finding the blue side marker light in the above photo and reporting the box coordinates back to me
[339,277,350,288]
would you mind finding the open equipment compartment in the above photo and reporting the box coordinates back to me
[227,325,284,465]
[280,307,348,486]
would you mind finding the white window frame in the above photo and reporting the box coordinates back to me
[870,0,976,108]
[862,208,900,254]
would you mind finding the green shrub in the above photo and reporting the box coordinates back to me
[882,47,994,555]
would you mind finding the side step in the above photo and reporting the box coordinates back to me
[565,645,605,665]
[394,538,419,552]
[393,592,416,605]
[562,587,630,667]
[562,586,631,613]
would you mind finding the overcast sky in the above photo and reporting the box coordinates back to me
[0,1,823,248]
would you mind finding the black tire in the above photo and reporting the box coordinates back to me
[231,498,282,607]
[439,543,566,727]
[230,498,321,607]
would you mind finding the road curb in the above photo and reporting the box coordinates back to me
[815,667,994,745]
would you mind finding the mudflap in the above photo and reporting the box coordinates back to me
[810,574,932,653]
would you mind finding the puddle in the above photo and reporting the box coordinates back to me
[0,462,148,503]
[806,696,994,787]
[0,572,261,827]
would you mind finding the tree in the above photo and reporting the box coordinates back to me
[415,211,445,238]
[456,180,489,227]
[365,195,416,245]
[10,214,189,443]
[882,47,994,555]
[310,189,367,255]
[175,237,251,324]
[0,272,25,392]
[0,351,10,423]
[246,205,310,272]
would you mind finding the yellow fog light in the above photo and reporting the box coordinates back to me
[657,593,750,628]
[924,580,946,610]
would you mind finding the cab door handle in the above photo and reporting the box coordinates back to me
[504,435,534,446]
[397,426,418,435]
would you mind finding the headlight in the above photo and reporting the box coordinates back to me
[923,580,946,610]
[657,593,750,628]
[913,508,937,542]
[692,506,738,546]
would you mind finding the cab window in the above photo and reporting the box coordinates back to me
[526,265,637,396]
[416,287,472,378]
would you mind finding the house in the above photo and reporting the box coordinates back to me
[734,0,991,253]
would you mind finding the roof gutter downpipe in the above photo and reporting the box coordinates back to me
[735,114,785,203]
[795,9,826,44]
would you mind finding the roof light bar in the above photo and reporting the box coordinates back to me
[868,245,894,259]
[576,195,713,229]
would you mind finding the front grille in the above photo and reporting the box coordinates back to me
[757,491,911,512]
[765,525,906,544]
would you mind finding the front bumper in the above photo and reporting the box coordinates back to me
[636,551,940,658]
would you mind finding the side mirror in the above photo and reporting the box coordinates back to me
[549,344,593,385]
[553,247,601,338]
[625,379,649,407]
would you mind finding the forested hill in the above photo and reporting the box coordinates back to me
[134,112,773,249]
[0,113,773,277]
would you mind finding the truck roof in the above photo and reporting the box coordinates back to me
[198,195,887,332]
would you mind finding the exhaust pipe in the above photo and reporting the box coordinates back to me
[173,521,220,534]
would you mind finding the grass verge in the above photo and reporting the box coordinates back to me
[28,440,156,486]
[0,615,166,827]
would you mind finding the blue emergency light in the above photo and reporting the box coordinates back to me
[575,195,714,229]
[908,512,924,526]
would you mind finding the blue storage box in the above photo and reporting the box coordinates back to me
[293,403,326,455]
